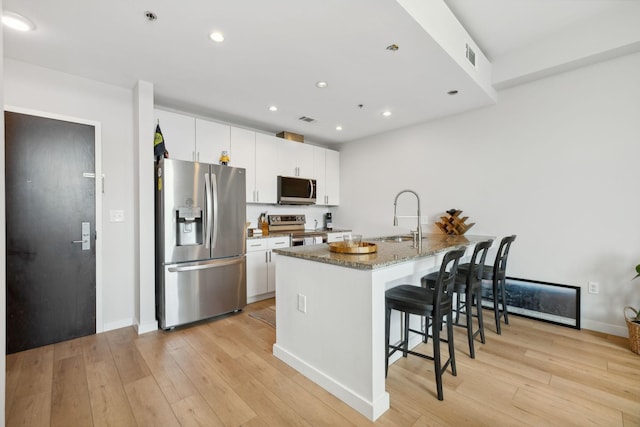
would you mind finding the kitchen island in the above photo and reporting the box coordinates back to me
[272,233,491,421]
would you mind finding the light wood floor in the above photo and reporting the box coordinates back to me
[5,298,640,426]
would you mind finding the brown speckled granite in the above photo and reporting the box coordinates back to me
[273,233,493,270]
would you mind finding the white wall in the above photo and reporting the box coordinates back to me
[4,59,137,330]
[338,52,640,336]
[4,51,639,341]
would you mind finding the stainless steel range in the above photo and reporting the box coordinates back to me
[268,214,326,246]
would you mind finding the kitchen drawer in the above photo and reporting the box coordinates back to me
[268,236,290,249]
[247,239,268,252]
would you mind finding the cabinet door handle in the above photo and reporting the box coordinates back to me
[265,252,268,263]
[269,251,272,262]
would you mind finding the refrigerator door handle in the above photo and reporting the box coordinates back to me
[211,172,219,248]
[167,256,245,272]
[204,173,213,248]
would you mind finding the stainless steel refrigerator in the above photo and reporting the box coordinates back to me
[155,158,247,329]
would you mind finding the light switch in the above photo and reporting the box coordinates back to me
[298,294,307,313]
[110,209,125,222]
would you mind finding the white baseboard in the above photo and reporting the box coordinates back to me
[103,318,135,332]
[135,319,159,335]
[273,343,389,421]
[581,319,628,337]
[247,291,275,304]
[98,317,159,335]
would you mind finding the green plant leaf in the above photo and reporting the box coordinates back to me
[635,264,640,279]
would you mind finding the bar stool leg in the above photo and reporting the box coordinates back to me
[447,310,457,377]
[403,312,410,357]
[493,277,502,334]
[432,315,443,401]
[475,290,486,344]
[465,289,475,358]
[385,305,391,377]
[500,277,509,325]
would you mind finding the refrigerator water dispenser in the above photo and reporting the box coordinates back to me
[176,207,203,246]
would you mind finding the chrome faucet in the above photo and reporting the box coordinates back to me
[393,189,422,250]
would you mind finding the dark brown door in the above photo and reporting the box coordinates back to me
[5,111,96,354]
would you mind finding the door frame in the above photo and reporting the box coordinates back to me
[5,105,104,333]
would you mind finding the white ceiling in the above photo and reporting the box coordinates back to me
[4,0,640,146]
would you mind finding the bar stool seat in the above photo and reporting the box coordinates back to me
[421,240,493,358]
[385,248,466,401]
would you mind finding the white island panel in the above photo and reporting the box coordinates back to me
[273,248,450,420]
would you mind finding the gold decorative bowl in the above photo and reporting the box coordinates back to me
[329,241,378,254]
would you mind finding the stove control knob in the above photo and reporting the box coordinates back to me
[271,216,279,223]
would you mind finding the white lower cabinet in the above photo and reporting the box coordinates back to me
[326,232,350,243]
[246,236,290,302]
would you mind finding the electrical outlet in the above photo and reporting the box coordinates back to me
[109,209,125,222]
[588,281,599,294]
[298,294,307,313]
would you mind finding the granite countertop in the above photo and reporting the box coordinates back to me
[273,233,493,270]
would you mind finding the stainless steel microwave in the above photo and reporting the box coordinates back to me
[277,176,316,205]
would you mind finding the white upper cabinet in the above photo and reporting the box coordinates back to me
[314,146,340,206]
[254,133,280,204]
[324,148,340,205]
[195,118,230,164]
[230,127,256,202]
[154,110,231,163]
[154,109,195,162]
[314,146,327,204]
[278,138,315,178]
[154,108,340,205]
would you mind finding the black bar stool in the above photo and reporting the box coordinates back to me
[421,240,493,358]
[385,248,466,401]
[458,235,516,335]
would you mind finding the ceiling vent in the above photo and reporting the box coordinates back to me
[465,43,476,68]
[298,116,317,123]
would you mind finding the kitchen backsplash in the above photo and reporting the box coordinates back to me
[246,204,336,231]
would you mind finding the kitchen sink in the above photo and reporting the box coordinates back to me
[377,235,414,243]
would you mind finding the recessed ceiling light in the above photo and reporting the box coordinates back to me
[268,105,278,112]
[316,81,328,89]
[2,12,35,31]
[144,11,157,22]
[336,126,343,131]
[447,90,459,95]
[209,32,225,43]
[382,111,392,117]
